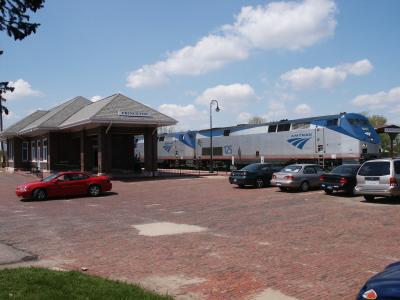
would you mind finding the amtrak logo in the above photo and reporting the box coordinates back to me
[163,142,173,152]
[287,135,312,149]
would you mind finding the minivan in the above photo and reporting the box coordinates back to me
[354,158,400,201]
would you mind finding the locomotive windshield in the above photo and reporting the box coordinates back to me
[348,118,369,126]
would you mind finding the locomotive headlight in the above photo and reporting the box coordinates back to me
[362,143,367,148]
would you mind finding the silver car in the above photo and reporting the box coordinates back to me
[354,158,400,201]
[271,164,324,192]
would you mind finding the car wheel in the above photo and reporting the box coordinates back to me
[300,181,309,192]
[88,185,101,197]
[347,188,354,196]
[324,189,333,195]
[33,188,47,200]
[279,187,287,192]
[255,177,265,188]
[364,195,374,202]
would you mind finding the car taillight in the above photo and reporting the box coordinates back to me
[390,177,397,187]
[320,175,324,182]
[339,177,348,184]
[284,175,294,180]
[362,289,377,300]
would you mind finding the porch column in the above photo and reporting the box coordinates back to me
[80,130,89,172]
[144,128,158,173]
[97,127,107,175]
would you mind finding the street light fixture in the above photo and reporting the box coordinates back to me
[209,99,220,173]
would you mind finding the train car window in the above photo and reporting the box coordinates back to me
[159,136,165,142]
[327,119,338,126]
[202,148,210,156]
[277,123,291,132]
[213,147,223,155]
[223,129,231,136]
[268,125,277,132]
[292,122,310,130]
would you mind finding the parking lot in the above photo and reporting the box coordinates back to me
[1,171,399,300]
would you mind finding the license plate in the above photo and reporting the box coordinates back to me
[233,179,237,182]
[365,180,379,185]
[276,183,282,186]
[326,186,333,190]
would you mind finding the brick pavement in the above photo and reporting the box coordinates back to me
[0,171,400,299]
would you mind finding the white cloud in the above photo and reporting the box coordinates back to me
[262,100,287,122]
[352,86,400,108]
[195,83,257,111]
[158,104,199,118]
[158,103,208,130]
[7,79,42,100]
[294,103,312,115]
[127,0,337,88]
[237,112,253,124]
[280,59,373,90]
[90,95,103,102]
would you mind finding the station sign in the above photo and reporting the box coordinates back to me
[384,128,400,133]
[117,110,151,118]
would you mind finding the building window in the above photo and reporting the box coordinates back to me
[22,142,28,162]
[31,141,36,161]
[8,139,14,161]
[37,140,42,161]
[42,139,48,162]
[268,125,277,133]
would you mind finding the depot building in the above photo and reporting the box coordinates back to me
[0,93,177,175]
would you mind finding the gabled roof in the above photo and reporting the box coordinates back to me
[19,96,91,134]
[60,93,177,128]
[0,110,48,138]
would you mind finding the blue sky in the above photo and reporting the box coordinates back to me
[1,0,400,130]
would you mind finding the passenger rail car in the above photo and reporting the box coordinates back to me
[135,113,380,168]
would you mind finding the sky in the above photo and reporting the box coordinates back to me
[1,0,400,131]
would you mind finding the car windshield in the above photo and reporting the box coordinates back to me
[281,165,302,173]
[41,173,59,182]
[358,161,390,176]
[241,164,263,171]
[330,165,359,175]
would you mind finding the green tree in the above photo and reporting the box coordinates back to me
[365,114,391,156]
[248,116,266,124]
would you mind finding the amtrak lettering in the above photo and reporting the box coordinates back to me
[287,133,312,150]
[162,142,173,152]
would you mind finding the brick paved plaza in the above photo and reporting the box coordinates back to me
[0,172,399,300]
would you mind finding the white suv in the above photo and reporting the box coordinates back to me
[354,158,400,201]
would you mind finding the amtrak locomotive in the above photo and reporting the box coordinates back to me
[135,112,380,168]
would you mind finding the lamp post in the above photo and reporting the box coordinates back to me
[209,99,220,173]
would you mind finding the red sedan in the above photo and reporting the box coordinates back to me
[16,171,112,200]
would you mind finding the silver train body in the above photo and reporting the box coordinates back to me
[135,113,380,168]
